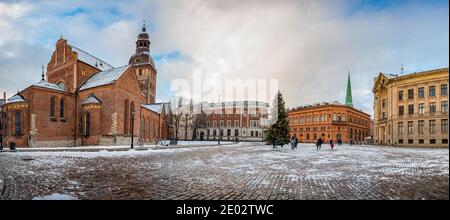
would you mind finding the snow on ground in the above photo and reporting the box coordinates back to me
[32,193,78,200]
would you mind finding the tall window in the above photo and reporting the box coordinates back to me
[60,99,65,119]
[130,101,135,134]
[441,101,448,113]
[235,120,239,127]
[408,104,414,115]
[124,99,129,134]
[441,84,448,96]
[227,120,231,127]
[85,112,91,136]
[418,120,424,134]
[442,119,448,133]
[398,106,404,116]
[429,86,436,97]
[429,102,436,113]
[14,111,22,135]
[50,97,56,118]
[408,89,414,99]
[398,91,404,101]
[418,103,424,115]
[429,120,436,134]
[418,87,424,98]
[398,122,403,135]
[407,121,413,134]
[382,99,387,108]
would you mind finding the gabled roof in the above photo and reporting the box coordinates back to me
[82,93,102,105]
[69,45,114,71]
[79,65,131,91]
[7,93,26,103]
[142,103,163,114]
[32,80,65,92]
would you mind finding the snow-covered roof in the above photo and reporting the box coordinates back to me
[142,103,163,114]
[69,45,114,71]
[207,101,270,108]
[82,94,102,105]
[33,81,65,92]
[79,65,131,91]
[7,94,26,103]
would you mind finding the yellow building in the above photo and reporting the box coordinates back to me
[373,68,449,147]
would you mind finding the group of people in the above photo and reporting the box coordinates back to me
[315,138,335,150]
[288,135,341,150]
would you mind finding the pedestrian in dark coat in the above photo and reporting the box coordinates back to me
[330,139,334,150]
[316,138,323,150]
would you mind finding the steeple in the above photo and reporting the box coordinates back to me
[129,20,155,68]
[345,71,353,107]
[41,65,45,81]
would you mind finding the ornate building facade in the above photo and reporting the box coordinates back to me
[0,24,172,148]
[373,68,449,147]
[288,103,371,144]
[176,101,270,142]
[288,73,371,144]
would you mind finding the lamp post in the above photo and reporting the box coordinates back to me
[131,109,135,149]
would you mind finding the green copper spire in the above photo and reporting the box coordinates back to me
[345,71,353,107]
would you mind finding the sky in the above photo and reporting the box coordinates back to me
[0,0,448,117]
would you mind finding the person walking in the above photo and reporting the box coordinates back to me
[316,137,323,150]
[330,139,334,150]
[290,136,296,150]
[294,134,298,149]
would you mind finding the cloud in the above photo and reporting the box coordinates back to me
[0,0,448,117]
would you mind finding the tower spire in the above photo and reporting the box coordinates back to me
[142,19,146,32]
[345,71,353,107]
[41,65,45,81]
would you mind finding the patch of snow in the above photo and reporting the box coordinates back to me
[32,193,78,200]
[79,65,130,91]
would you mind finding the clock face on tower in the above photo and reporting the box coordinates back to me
[135,57,142,63]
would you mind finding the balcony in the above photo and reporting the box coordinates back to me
[378,118,387,124]
[332,120,347,125]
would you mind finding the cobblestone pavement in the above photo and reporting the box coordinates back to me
[0,142,448,200]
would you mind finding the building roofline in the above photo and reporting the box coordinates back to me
[288,103,370,117]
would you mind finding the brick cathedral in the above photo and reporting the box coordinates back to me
[0,24,172,148]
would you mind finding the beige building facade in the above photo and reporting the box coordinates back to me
[373,68,449,147]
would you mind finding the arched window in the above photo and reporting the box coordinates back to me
[124,99,129,134]
[333,113,337,121]
[313,133,317,140]
[85,112,91,136]
[130,101,135,134]
[50,97,56,118]
[306,133,310,140]
[60,98,65,119]
[14,111,22,135]
[57,82,66,91]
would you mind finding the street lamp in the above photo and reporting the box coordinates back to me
[131,109,135,149]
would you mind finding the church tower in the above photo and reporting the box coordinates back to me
[129,21,157,104]
[345,71,353,107]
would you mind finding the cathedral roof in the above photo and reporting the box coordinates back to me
[82,93,102,105]
[33,81,65,92]
[69,45,114,71]
[7,94,26,103]
[142,103,163,114]
[79,65,131,91]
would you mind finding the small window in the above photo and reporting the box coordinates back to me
[443,139,448,144]
[60,99,65,119]
[419,139,424,144]
[408,139,413,144]
[398,139,403,144]
[85,112,91,136]
[50,97,56,118]
[430,139,436,144]
[429,86,436,97]
[14,111,22,135]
